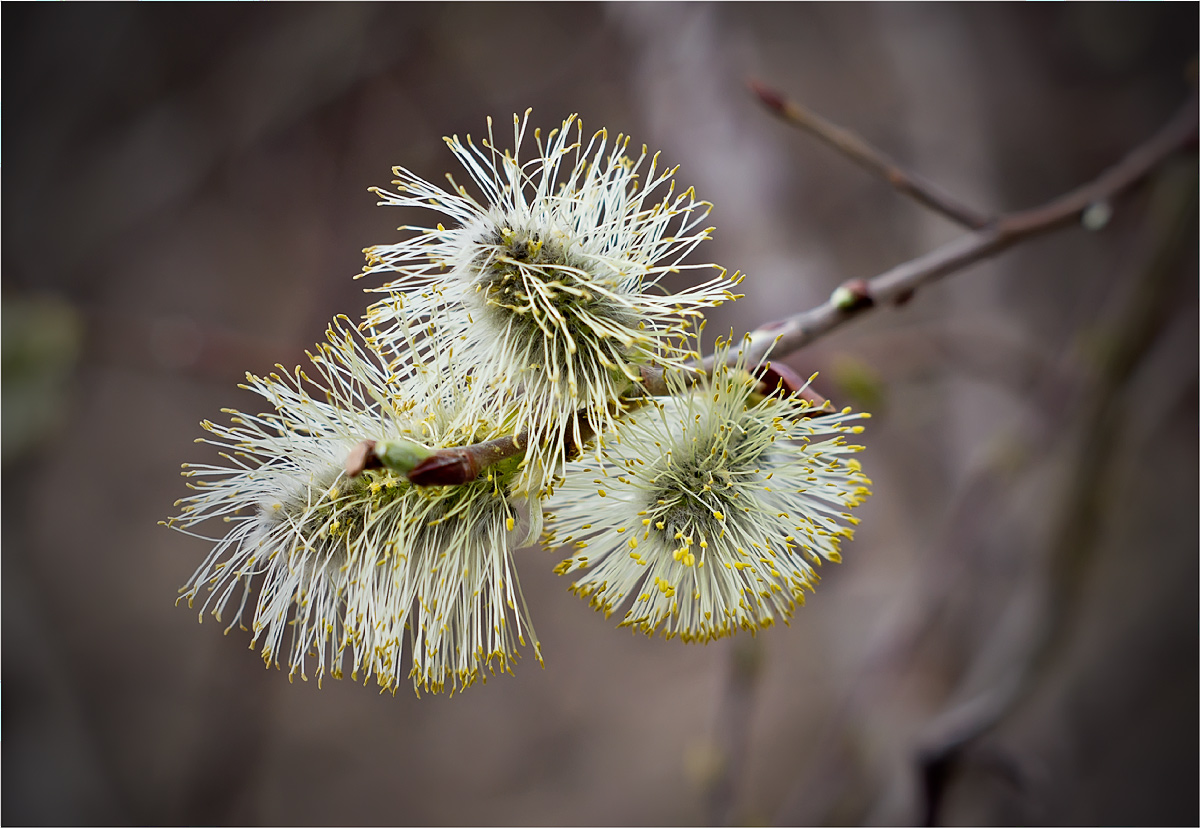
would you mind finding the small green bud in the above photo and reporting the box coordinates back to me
[830,279,873,311]
[1081,201,1112,232]
[374,439,434,474]
[830,285,856,309]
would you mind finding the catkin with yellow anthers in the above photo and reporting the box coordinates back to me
[548,339,872,641]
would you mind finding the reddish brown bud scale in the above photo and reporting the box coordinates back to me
[757,362,805,396]
[408,453,476,487]
[756,362,832,416]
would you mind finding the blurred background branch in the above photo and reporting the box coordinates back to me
[916,154,1199,827]
[396,85,1196,485]
[749,79,993,229]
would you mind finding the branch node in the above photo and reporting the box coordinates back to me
[1081,200,1113,232]
[831,279,876,312]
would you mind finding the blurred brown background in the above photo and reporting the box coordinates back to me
[4,3,1197,825]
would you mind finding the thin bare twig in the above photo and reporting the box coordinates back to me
[727,91,1198,372]
[345,91,1196,489]
[749,79,993,229]
[384,366,827,488]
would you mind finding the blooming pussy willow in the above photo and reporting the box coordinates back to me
[546,341,872,641]
[361,111,741,493]
[165,318,539,695]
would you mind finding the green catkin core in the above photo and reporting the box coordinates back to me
[644,413,773,549]
[473,227,646,373]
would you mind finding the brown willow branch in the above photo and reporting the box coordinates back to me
[723,90,1198,373]
[382,367,826,488]
[346,417,605,488]
[344,434,528,485]
[347,91,1195,489]
[749,79,993,229]
[407,434,526,486]
[402,412,615,486]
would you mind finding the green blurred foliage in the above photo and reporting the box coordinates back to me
[3,294,84,464]
[830,354,887,415]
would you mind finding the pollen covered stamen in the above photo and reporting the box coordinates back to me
[475,228,640,353]
[360,111,737,494]
[548,340,872,642]
[170,320,540,696]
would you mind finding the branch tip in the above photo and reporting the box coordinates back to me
[750,79,992,229]
[748,78,787,114]
[344,440,380,477]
